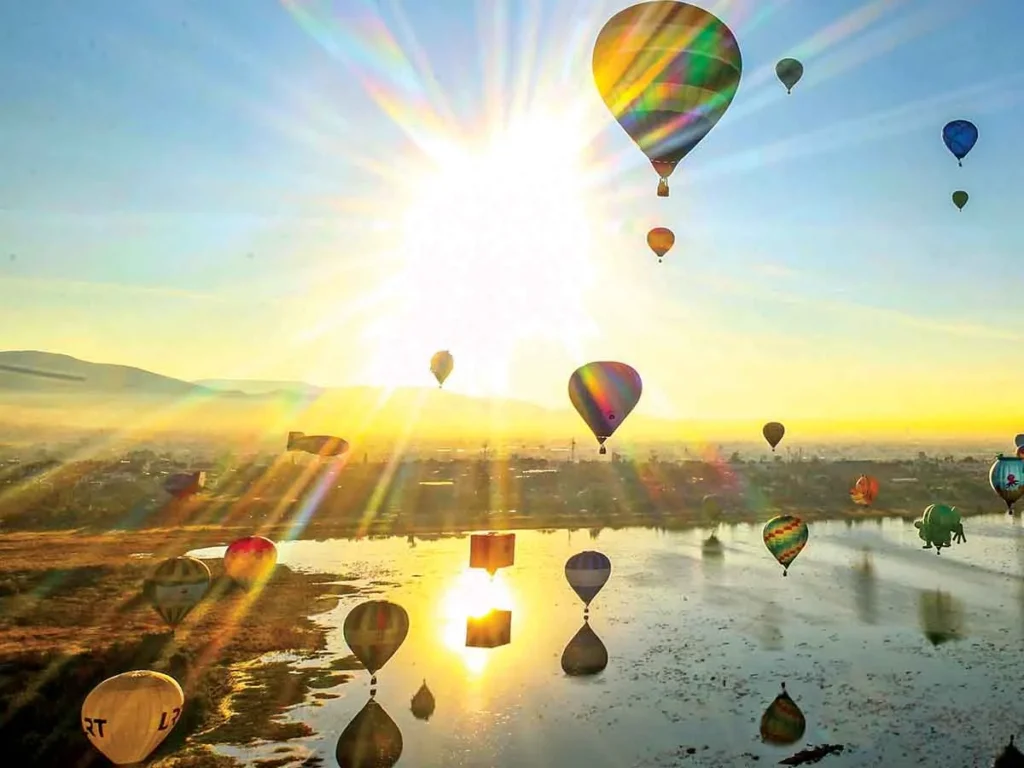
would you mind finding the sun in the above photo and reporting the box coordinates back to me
[361,111,600,397]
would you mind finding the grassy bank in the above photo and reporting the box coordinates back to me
[0,528,360,766]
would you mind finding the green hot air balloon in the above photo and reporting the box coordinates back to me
[763,515,808,576]
[592,1,743,197]
[760,683,806,746]
[952,190,969,211]
[913,503,965,554]
[775,58,803,94]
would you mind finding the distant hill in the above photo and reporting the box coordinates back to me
[195,379,325,398]
[0,351,238,396]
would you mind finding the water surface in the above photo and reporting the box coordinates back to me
[190,514,1024,767]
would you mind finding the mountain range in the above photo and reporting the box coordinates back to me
[0,350,651,444]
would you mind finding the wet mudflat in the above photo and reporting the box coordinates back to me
[191,514,1024,767]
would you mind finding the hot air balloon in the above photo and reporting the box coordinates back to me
[942,119,978,167]
[702,493,722,522]
[163,471,206,499]
[914,503,965,554]
[763,515,807,576]
[410,680,436,721]
[286,431,349,457]
[469,532,515,576]
[759,682,806,746]
[336,698,403,768]
[568,362,642,455]
[147,556,210,629]
[762,421,785,451]
[82,671,184,766]
[224,535,277,590]
[952,190,969,211]
[990,455,1024,514]
[850,474,879,506]
[343,600,410,691]
[775,58,803,94]
[430,350,454,388]
[561,621,609,676]
[565,551,611,618]
[646,227,675,263]
[592,1,743,197]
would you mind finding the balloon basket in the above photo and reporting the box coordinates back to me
[657,179,669,197]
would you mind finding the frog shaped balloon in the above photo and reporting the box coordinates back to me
[913,503,966,555]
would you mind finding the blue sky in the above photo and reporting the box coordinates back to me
[2,0,1023,427]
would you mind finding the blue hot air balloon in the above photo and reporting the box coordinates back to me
[565,551,612,616]
[942,120,978,167]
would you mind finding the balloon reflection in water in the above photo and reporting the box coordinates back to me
[918,590,966,646]
[440,569,515,675]
[410,680,436,721]
[994,735,1024,767]
[335,698,403,768]
[760,682,806,747]
[343,601,410,697]
[701,533,724,559]
[561,621,609,677]
[851,548,878,625]
[466,609,512,648]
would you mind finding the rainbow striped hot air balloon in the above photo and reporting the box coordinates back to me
[592,1,743,197]
[763,515,808,576]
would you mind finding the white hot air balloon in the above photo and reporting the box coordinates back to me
[82,670,185,765]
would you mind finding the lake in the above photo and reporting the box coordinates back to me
[190,513,1024,767]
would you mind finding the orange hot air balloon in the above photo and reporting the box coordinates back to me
[646,227,675,263]
[850,475,879,506]
[224,536,278,590]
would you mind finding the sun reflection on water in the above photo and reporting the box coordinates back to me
[440,568,516,677]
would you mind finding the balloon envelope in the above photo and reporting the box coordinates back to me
[568,362,642,454]
[430,350,454,387]
[702,493,722,521]
[286,431,349,456]
[224,536,277,590]
[760,683,806,746]
[592,1,742,195]
[775,58,803,92]
[762,421,785,450]
[164,471,205,499]
[646,227,675,260]
[565,551,612,606]
[942,119,978,164]
[343,600,410,676]
[148,556,210,628]
[850,475,879,506]
[410,680,436,721]
[336,698,403,768]
[561,621,609,676]
[990,455,1024,509]
[82,670,184,766]
[952,190,969,210]
[763,515,808,575]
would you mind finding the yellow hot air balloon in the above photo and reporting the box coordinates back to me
[430,350,454,388]
[148,555,210,628]
[82,670,185,766]
[646,227,675,263]
[593,1,743,197]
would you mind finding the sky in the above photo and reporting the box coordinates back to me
[2,0,1024,433]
